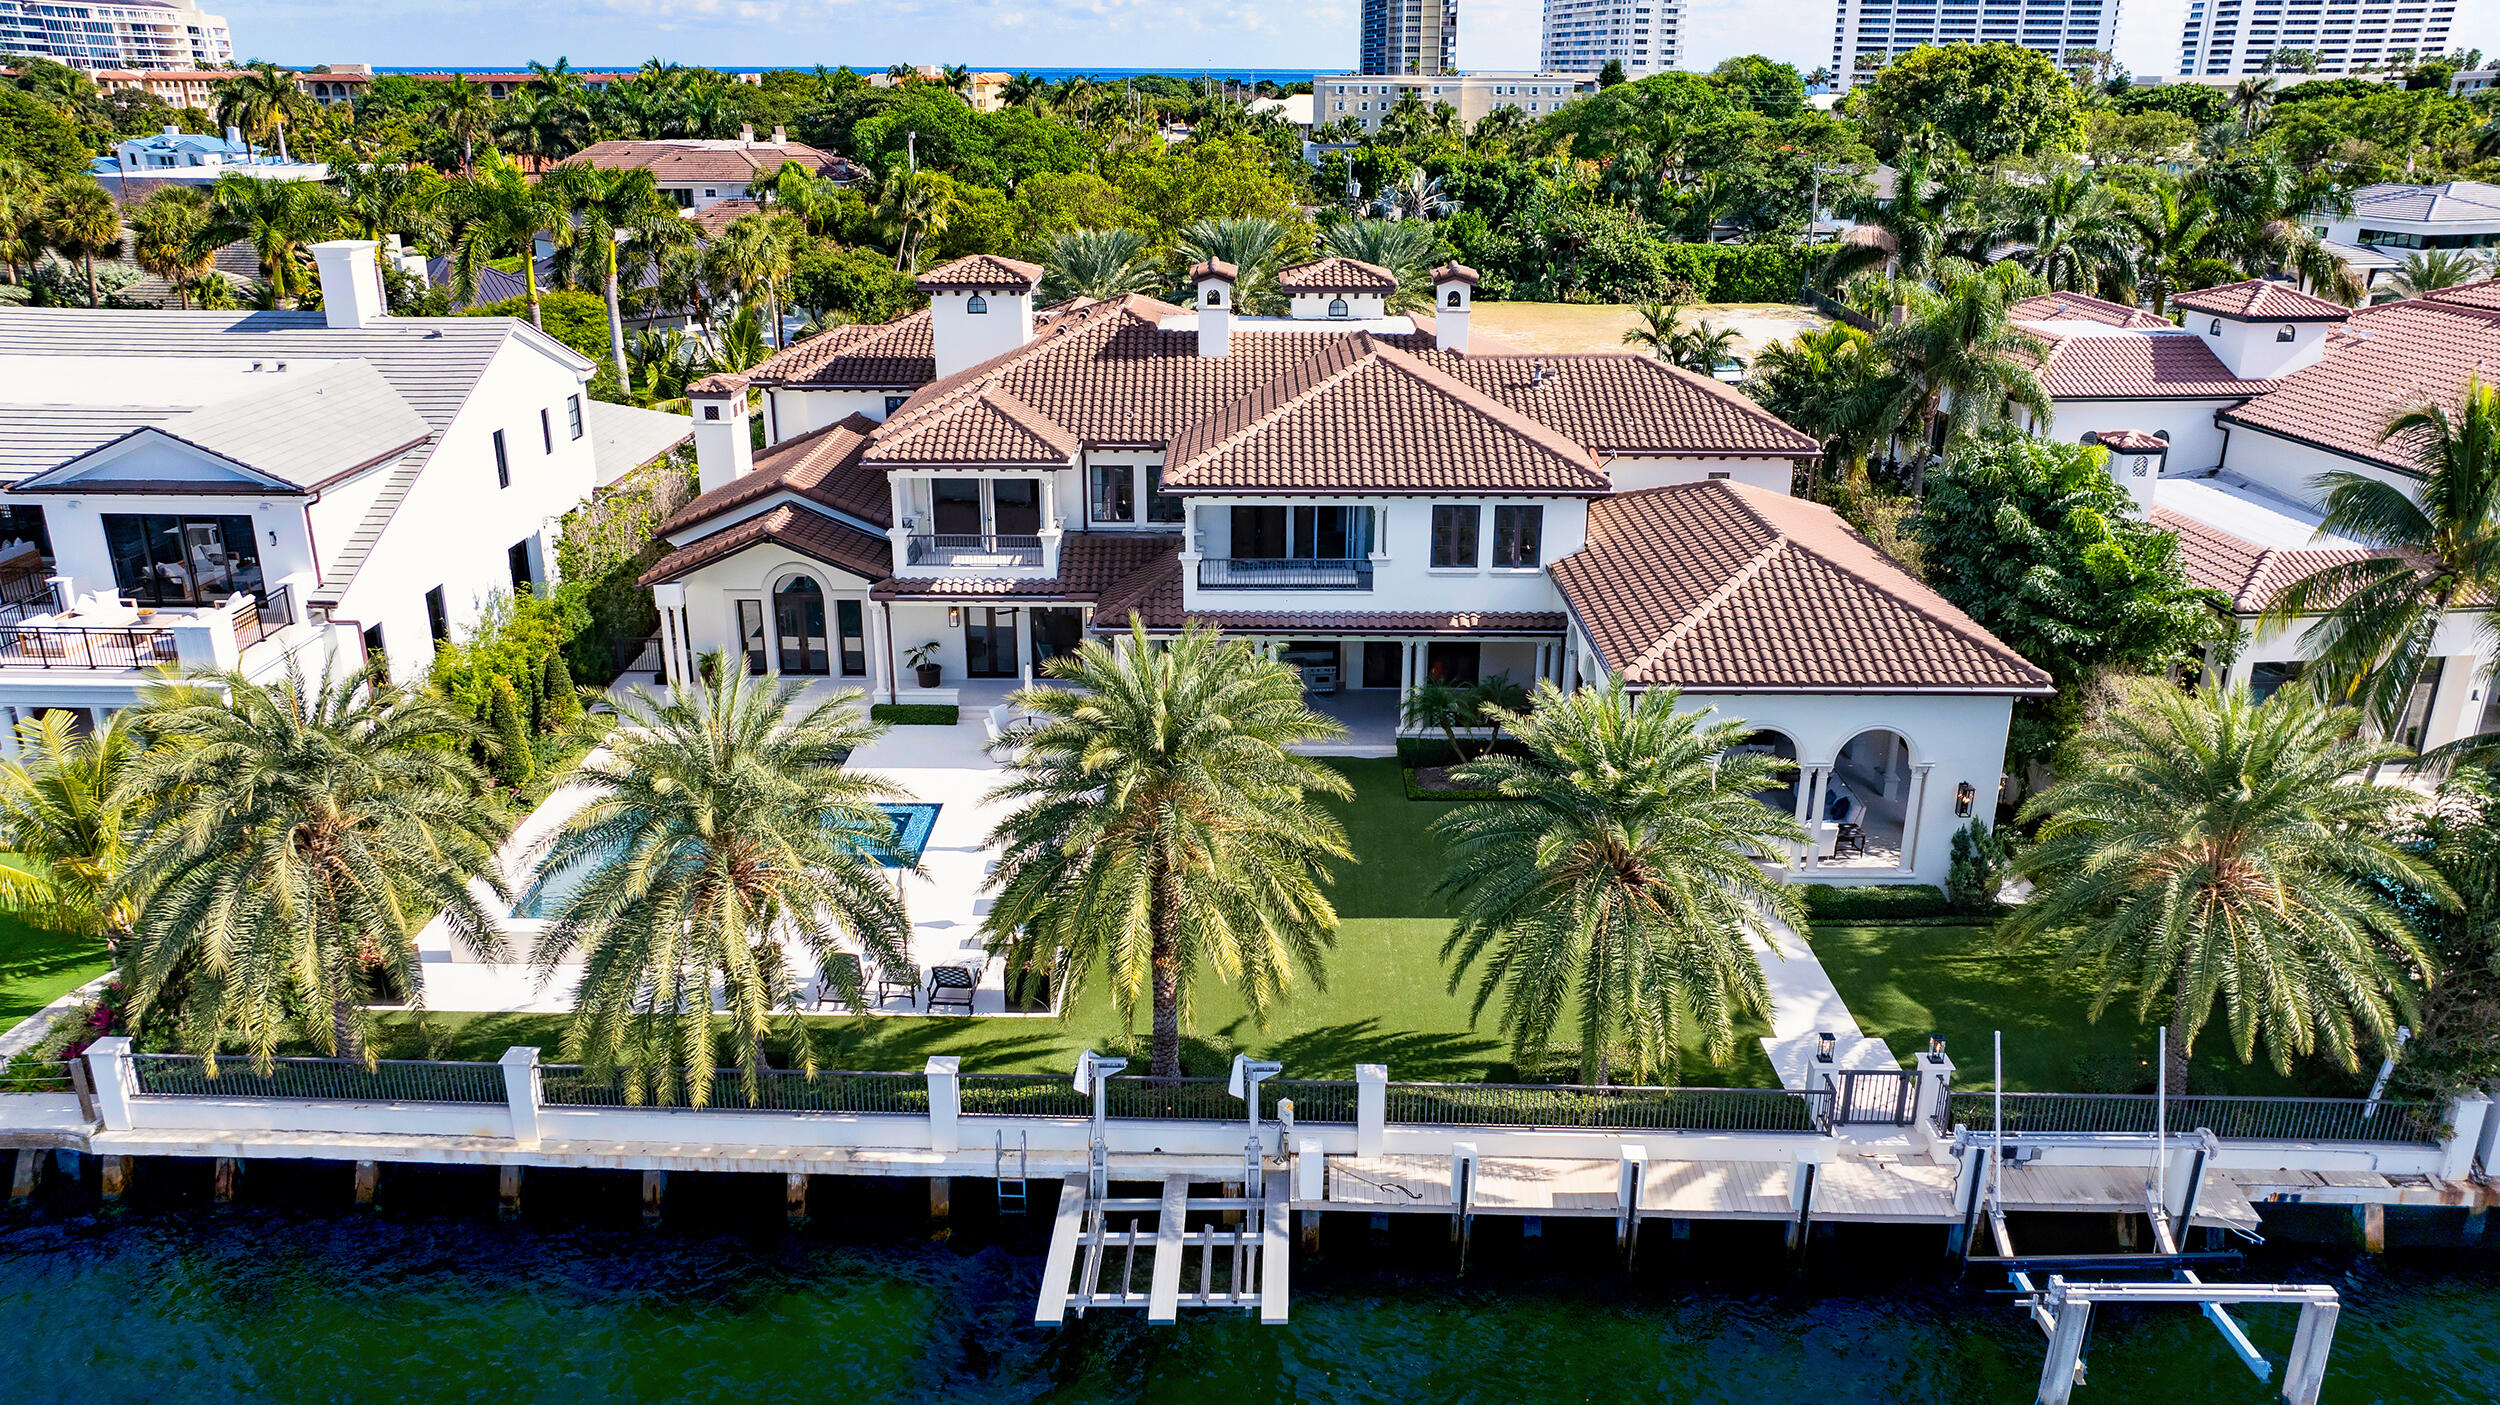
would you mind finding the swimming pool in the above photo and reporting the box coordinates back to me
[510,803,940,921]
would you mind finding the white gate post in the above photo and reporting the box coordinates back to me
[81,1036,137,1132]
[499,1046,542,1148]
[2437,1092,2489,1181]
[926,1055,962,1154]
[1355,1064,1387,1158]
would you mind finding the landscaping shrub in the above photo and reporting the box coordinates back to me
[1799,883,1957,920]
[1946,818,2012,913]
[870,703,960,726]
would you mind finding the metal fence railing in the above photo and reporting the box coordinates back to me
[1267,1078,1357,1125]
[1386,1081,1826,1132]
[537,1066,928,1114]
[1197,557,1375,591]
[1947,1092,2442,1145]
[130,1054,509,1104]
[957,1073,1090,1119]
[0,623,179,670]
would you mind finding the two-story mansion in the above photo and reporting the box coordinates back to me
[643,253,2055,883]
[0,240,681,745]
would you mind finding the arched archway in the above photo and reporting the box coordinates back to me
[1824,726,1916,864]
[1729,729,1799,818]
[773,573,830,675]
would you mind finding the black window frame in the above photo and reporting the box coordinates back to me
[567,394,584,440]
[1145,464,1185,524]
[492,429,510,488]
[101,512,265,607]
[1491,504,1543,568]
[1430,504,1479,568]
[424,585,450,642]
[540,408,554,454]
[361,622,385,663]
[1090,462,1135,524]
[508,539,534,593]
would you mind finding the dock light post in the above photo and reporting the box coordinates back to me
[1816,1032,1836,1063]
[1074,1049,1127,1201]
[1229,1055,1283,1200]
[1928,1034,1947,1058]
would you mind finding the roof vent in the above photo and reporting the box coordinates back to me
[1530,359,1550,388]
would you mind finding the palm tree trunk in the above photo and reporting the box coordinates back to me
[83,253,98,308]
[332,990,364,1063]
[524,257,545,330]
[2165,986,2192,1097]
[1149,858,1183,1079]
[603,255,630,389]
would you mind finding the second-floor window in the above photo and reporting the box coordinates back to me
[1091,462,1134,523]
[103,513,264,607]
[567,394,584,440]
[425,585,450,642]
[1492,505,1543,567]
[1146,466,1184,524]
[1430,505,1479,567]
[540,409,554,454]
[493,429,510,489]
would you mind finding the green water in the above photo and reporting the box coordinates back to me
[2,1164,2493,1404]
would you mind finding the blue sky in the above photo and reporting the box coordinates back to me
[225,0,2498,80]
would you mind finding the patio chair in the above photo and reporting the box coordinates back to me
[1835,822,1867,858]
[813,953,864,1011]
[925,961,981,1015]
[875,962,922,1009]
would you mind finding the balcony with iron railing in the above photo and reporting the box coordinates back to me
[0,580,300,674]
[903,533,1046,570]
[1195,557,1375,591]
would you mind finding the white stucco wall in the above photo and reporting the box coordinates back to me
[2217,422,2415,510]
[767,386,915,440]
[2033,398,2240,475]
[1606,456,1800,494]
[670,547,883,686]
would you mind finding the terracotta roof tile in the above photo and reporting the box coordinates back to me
[638,503,892,587]
[1161,332,1608,495]
[1432,262,1480,287]
[748,311,936,389]
[688,371,749,395]
[2173,279,2353,322]
[2219,286,2500,474]
[2008,292,2174,329]
[560,140,861,187]
[659,413,887,535]
[688,198,764,238]
[2031,330,2264,399]
[1189,258,1238,282]
[914,254,1043,292]
[1549,482,2052,693]
[862,384,1077,465]
[2090,429,2171,453]
[1276,257,1399,294]
[1419,351,1822,457]
[2151,505,2376,613]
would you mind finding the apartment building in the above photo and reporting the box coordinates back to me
[2175,0,2456,77]
[1314,73,1597,134]
[1540,0,1679,78]
[1828,0,2118,93]
[0,0,230,71]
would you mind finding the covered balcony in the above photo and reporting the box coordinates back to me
[891,473,1061,578]
[0,579,301,674]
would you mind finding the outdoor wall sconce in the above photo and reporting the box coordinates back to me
[1816,1031,1836,1064]
[947,607,962,628]
[1954,781,1977,818]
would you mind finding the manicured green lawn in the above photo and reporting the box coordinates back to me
[0,909,109,1030]
[1810,922,2371,1097]
[385,759,1779,1086]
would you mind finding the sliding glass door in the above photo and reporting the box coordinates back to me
[102,514,265,607]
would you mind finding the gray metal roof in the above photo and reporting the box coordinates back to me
[585,399,693,487]
[0,405,185,478]
[20,361,432,491]
[2345,181,2500,226]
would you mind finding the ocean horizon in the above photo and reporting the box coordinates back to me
[357,65,1325,81]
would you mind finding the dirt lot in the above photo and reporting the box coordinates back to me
[1468,301,1829,360]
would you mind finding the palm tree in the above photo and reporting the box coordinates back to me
[1402,677,1475,757]
[1821,149,1990,288]
[497,89,590,166]
[940,65,974,100]
[706,211,800,348]
[869,167,956,273]
[1372,169,1456,222]
[527,669,913,1105]
[1875,260,2051,480]
[112,662,510,1067]
[2230,76,2277,136]
[206,175,338,308]
[334,162,443,262]
[126,185,216,309]
[447,158,560,326]
[213,61,315,161]
[545,163,686,385]
[765,159,848,237]
[431,78,497,176]
[2008,167,2136,300]
[0,710,146,948]
[1744,323,1906,489]
[1036,226,1161,303]
[1620,301,1688,362]
[1320,217,1439,312]
[980,623,1353,1079]
[38,179,121,308]
[2120,185,2225,315]
[2272,377,2500,748]
[1175,215,1288,313]
[1433,677,1807,1083]
[2007,680,2440,1095]
[2386,249,2489,300]
[1001,71,1046,110]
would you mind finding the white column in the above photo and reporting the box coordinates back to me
[500,1046,541,1148]
[82,1036,137,1132]
[1799,765,1829,869]
[1900,763,1934,875]
[652,584,690,686]
[925,1055,962,1154]
[1355,1063,1387,1158]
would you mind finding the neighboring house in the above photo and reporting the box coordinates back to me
[2310,181,2500,254]
[640,252,2054,884]
[558,127,867,215]
[2014,279,2500,753]
[91,125,328,188]
[868,67,1011,111]
[0,240,666,744]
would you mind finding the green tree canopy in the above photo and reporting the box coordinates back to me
[1856,42,2086,162]
[1708,55,1808,118]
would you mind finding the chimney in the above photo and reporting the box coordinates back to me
[161,123,178,136]
[922,257,1041,379]
[739,122,756,144]
[689,374,755,493]
[1191,258,1236,359]
[308,239,386,329]
[1430,262,1477,353]
[771,125,786,144]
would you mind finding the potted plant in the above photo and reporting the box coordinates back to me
[906,641,943,689]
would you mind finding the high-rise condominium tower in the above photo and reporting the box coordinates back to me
[1541,0,1680,78]
[1827,0,2118,93]
[0,0,234,71]
[2175,0,2454,77]
[1361,0,1459,76]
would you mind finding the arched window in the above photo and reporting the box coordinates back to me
[1207,288,1223,306]
[2208,318,2222,335]
[772,575,831,675]
[1328,297,1349,318]
[966,294,988,315]
[2275,323,2295,342]
[1446,289,1462,307]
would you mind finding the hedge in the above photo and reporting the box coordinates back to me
[1798,883,2016,926]
[871,703,960,726]
[1651,242,1813,304]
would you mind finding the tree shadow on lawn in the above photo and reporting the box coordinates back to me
[0,916,109,1024]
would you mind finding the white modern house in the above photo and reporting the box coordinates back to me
[640,252,2056,884]
[91,125,328,188]
[0,240,665,744]
[2309,180,2500,255]
[2013,278,2500,753]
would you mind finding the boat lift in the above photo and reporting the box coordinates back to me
[1961,1032,2344,1405]
[1035,1052,1292,1326]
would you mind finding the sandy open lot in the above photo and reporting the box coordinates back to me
[1469,301,1830,360]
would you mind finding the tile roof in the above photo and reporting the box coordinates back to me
[2008,292,2174,330]
[687,198,764,238]
[561,139,859,187]
[639,503,892,587]
[2089,429,2171,454]
[2030,329,2264,399]
[2172,279,2353,322]
[870,531,1180,600]
[1276,257,1399,294]
[1432,262,1480,287]
[659,413,887,535]
[1161,332,1609,495]
[2150,506,2375,613]
[914,254,1043,293]
[1549,482,2053,693]
[1418,351,1822,457]
[861,385,1079,466]
[1189,258,1238,282]
[2219,284,2500,475]
[747,310,937,389]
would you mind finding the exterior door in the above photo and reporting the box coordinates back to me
[773,577,830,674]
[836,599,868,677]
[1030,607,1083,668]
[1363,641,1403,688]
[965,607,1018,678]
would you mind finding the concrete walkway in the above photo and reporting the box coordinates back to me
[1750,914,1898,1091]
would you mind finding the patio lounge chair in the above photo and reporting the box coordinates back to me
[813,953,864,1011]
[926,962,981,1015]
[875,962,922,1009]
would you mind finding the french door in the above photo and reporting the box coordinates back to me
[965,606,1018,678]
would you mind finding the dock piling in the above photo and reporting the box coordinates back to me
[8,1149,41,1205]
[496,1164,522,1220]
[641,1170,667,1225]
[212,1157,239,1204]
[929,1175,952,1240]
[353,1160,380,1208]
[99,1155,130,1207]
[785,1172,808,1227]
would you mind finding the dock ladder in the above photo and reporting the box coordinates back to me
[995,1130,1029,1216]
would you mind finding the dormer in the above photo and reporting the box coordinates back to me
[1277,256,1398,321]
[916,254,1043,379]
[2081,428,2168,516]
[1192,257,1236,358]
[1431,262,1477,353]
[2173,279,2349,380]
